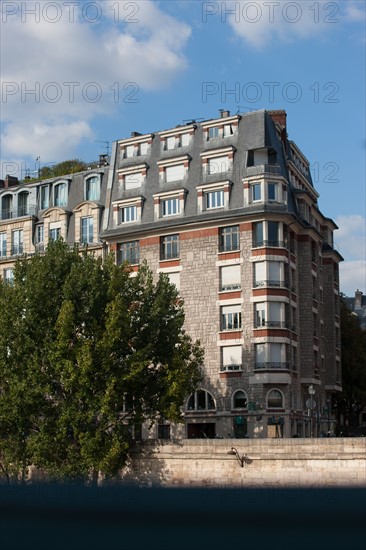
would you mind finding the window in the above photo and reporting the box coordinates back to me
[166,136,176,150]
[219,225,239,252]
[253,221,282,247]
[208,156,229,175]
[35,225,44,250]
[1,195,12,220]
[40,186,49,210]
[49,227,61,241]
[117,241,140,265]
[11,229,23,255]
[251,183,261,201]
[157,424,171,440]
[254,302,285,328]
[221,345,242,371]
[86,176,100,201]
[223,124,233,137]
[120,205,137,224]
[221,304,242,330]
[232,390,247,409]
[206,189,224,209]
[255,343,287,369]
[160,235,179,260]
[81,217,94,244]
[167,271,180,291]
[165,164,185,182]
[253,261,287,288]
[3,268,14,285]
[125,172,143,190]
[208,127,220,139]
[181,133,190,147]
[54,182,68,207]
[253,222,264,246]
[255,303,266,327]
[220,264,241,291]
[187,390,215,411]
[125,144,135,158]
[18,192,28,216]
[0,233,6,257]
[268,182,278,202]
[268,221,279,246]
[267,389,284,409]
[162,197,180,217]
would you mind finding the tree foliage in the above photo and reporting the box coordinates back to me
[26,159,97,182]
[335,296,366,430]
[0,241,203,482]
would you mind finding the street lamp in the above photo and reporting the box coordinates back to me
[308,385,316,438]
[227,447,250,468]
[327,398,331,436]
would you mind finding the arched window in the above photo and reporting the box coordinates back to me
[1,194,13,220]
[232,390,247,410]
[18,191,29,216]
[267,389,284,409]
[187,390,215,411]
[85,176,100,201]
[54,182,68,207]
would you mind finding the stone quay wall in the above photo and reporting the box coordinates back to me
[121,438,366,488]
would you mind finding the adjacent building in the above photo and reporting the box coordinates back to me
[0,109,343,438]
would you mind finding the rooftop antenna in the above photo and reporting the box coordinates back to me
[183,118,205,125]
[94,140,110,156]
[236,105,255,114]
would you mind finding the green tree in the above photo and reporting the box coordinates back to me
[335,297,366,431]
[26,159,95,182]
[0,241,203,482]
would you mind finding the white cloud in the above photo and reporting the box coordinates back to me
[335,215,366,295]
[226,0,365,49]
[0,1,191,162]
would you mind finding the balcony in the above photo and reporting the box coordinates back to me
[254,279,289,289]
[11,244,24,256]
[254,362,290,370]
[252,240,287,248]
[0,205,37,221]
[246,164,281,176]
[245,202,287,214]
[254,321,289,329]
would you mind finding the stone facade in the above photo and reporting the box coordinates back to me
[121,438,366,488]
[0,109,343,440]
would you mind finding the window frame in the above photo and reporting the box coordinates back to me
[117,240,140,265]
[80,216,94,244]
[267,389,284,409]
[160,234,179,261]
[232,390,248,410]
[219,225,240,252]
[53,181,68,207]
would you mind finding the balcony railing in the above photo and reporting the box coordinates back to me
[254,280,289,289]
[246,164,281,176]
[254,362,290,370]
[254,321,289,329]
[252,240,286,248]
[11,245,24,256]
[220,364,242,372]
[244,203,288,213]
[0,205,37,221]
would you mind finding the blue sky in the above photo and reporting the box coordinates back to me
[1,0,365,295]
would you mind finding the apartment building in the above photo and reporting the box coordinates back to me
[0,162,110,283]
[0,109,342,438]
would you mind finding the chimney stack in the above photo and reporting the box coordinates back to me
[355,289,363,310]
[219,109,230,118]
[4,175,19,188]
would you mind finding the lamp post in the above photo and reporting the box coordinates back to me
[308,385,316,438]
[327,398,331,436]
[227,447,249,468]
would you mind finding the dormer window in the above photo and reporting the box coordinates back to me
[54,182,68,207]
[160,126,194,151]
[85,175,100,201]
[157,155,190,183]
[118,164,148,190]
[119,134,153,160]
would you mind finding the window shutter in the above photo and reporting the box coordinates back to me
[165,165,184,182]
[221,264,240,289]
[223,346,242,366]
